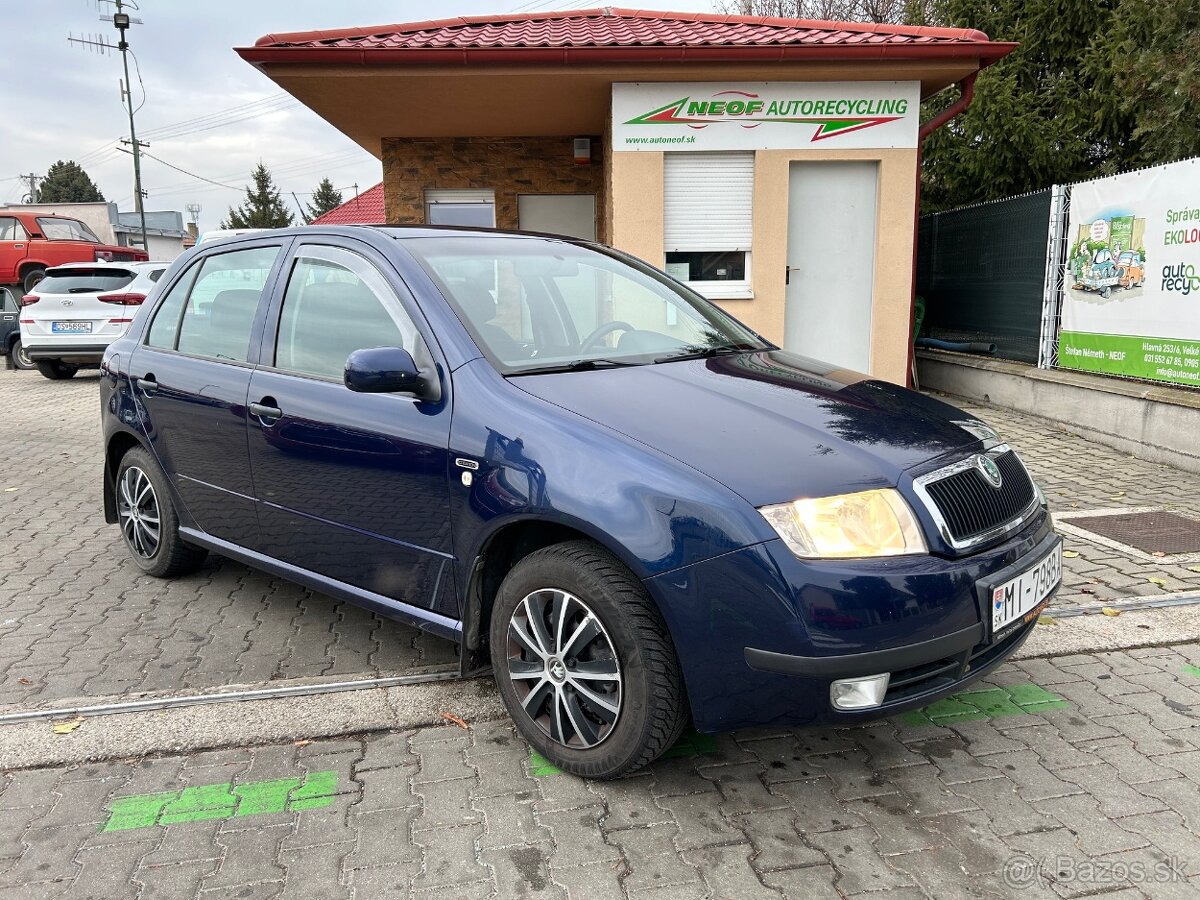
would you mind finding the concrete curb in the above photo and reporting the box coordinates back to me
[0,676,506,771]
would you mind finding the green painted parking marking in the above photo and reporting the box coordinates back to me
[528,729,718,777]
[900,683,1069,727]
[100,770,338,832]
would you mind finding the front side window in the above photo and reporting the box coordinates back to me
[171,246,279,361]
[0,288,16,312]
[146,264,199,350]
[36,217,101,243]
[663,152,753,299]
[406,235,767,375]
[275,245,422,381]
[0,217,19,242]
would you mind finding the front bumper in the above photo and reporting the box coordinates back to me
[647,507,1058,733]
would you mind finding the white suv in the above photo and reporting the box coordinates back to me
[19,261,169,379]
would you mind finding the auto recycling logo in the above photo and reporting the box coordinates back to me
[1162,263,1200,296]
[624,89,907,142]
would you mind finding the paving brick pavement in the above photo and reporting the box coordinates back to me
[4,370,1200,712]
[3,645,1200,898]
[0,371,454,711]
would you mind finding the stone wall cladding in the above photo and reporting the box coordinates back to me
[382,136,605,242]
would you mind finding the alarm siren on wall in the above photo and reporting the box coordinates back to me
[573,137,592,166]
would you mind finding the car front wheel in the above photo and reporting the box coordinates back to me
[489,540,688,779]
[115,447,207,577]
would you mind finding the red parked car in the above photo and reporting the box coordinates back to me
[0,211,147,293]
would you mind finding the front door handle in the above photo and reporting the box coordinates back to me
[135,376,158,394]
[249,400,282,422]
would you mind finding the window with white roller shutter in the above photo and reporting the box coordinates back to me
[663,152,753,299]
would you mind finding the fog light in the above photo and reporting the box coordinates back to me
[830,673,890,710]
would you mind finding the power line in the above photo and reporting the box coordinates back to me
[118,147,242,190]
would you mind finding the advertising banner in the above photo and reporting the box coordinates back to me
[612,82,920,152]
[1059,158,1200,387]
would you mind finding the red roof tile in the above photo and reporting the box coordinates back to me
[243,8,1012,65]
[309,183,385,225]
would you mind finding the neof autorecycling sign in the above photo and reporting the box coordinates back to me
[612,82,920,151]
[1058,158,1200,387]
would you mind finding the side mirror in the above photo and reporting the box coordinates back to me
[345,347,433,398]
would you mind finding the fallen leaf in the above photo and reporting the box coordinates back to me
[1062,550,1080,558]
[1148,576,1169,587]
[1101,607,1121,617]
[51,717,83,735]
[1137,624,1151,629]
[2,487,16,493]
[1038,616,1057,626]
[440,712,469,730]
[1080,588,1095,595]
[294,739,312,747]
[17,677,31,685]
[1152,551,1166,558]
[1188,566,1200,574]
[1109,493,1126,500]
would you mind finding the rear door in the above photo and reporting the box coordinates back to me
[129,241,289,546]
[0,288,18,350]
[245,237,454,613]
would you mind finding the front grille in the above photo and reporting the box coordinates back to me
[921,450,1035,546]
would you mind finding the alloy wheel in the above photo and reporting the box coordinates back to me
[506,588,623,749]
[13,341,32,369]
[117,466,161,559]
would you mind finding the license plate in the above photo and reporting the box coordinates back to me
[51,321,92,334]
[992,541,1062,634]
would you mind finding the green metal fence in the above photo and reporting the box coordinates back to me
[916,190,1051,363]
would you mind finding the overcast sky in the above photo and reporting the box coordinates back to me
[2,1,713,232]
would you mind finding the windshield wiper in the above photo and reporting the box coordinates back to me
[510,358,641,376]
[653,345,756,364]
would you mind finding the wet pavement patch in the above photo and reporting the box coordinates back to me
[100,771,338,832]
[899,683,1069,727]
[528,729,718,776]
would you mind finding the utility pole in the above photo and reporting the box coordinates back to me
[69,0,148,251]
[18,173,39,204]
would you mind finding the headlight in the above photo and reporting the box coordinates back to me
[759,489,927,559]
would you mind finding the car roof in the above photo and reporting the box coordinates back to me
[192,223,596,248]
[47,260,168,271]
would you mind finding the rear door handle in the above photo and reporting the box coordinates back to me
[249,401,282,421]
[135,376,157,394]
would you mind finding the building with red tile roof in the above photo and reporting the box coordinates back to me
[310,183,386,225]
[238,8,1014,384]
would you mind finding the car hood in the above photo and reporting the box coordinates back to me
[512,350,982,507]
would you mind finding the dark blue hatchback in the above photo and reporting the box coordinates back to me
[100,226,1061,777]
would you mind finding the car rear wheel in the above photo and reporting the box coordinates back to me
[11,339,33,370]
[22,267,46,293]
[35,360,78,380]
[490,540,688,779]
[116,447,207,577]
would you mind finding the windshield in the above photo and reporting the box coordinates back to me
[403,236,769,374]
[37,217,101,243]
[36,268,135,294]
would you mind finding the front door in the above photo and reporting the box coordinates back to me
[0,217,28,285]
[246,240,453,612]
[784,161,879,373]
[130,242,286,546]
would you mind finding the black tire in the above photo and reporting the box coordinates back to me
[489,540,688,779]
[11,338,33,370]
[35,360,78,380]
[22,267,45,293]
[115,446,207,577]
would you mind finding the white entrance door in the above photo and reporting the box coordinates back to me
[518,194,596,240]
[784,161,879,372]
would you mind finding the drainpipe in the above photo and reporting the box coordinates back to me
[907,73,977,388]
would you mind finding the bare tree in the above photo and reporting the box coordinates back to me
[717,0,937,25]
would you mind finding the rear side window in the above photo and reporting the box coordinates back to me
[174,246,279,362]
[35,269,135,294]
[0,288,16,312]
